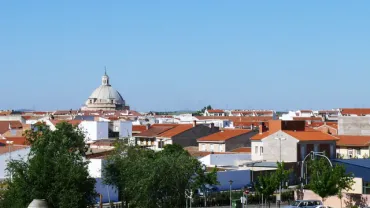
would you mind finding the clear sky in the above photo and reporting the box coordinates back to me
[1,1,370,112]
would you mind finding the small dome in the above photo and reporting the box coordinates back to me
[89,85,125,105]
[82,70,128,111]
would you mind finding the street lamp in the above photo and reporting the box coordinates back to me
[274,134,286,208]
[6,140,14,182]
[274,135,286,162]
[229,180,233,208]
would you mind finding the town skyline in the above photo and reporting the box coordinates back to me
[1,1,370,111]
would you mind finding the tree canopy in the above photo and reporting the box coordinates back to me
[308,158,354,201]
[0,122,96,208]
[255,162,291,202]
[104,143,218,208]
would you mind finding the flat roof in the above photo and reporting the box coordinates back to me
[332,159,370,169]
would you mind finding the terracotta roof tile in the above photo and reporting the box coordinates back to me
[231,147,251,153]
[251,129,338,142]
[0,137,28,145]
[50,120,82,126]
[197,129,250,142]
[283,130,338,141]
[341,108,370,115]
[132,125,147,132]
[158,124,193,138]
[251,131,275,141]
[195,116,272,122]
[207,109,225,113]
[0,121,23,134]
[134,125,177,137]
[336,135,370,147]
[293,117,323,121]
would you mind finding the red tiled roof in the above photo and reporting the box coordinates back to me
[293,117,323,121]
[50,120,82,126]
[341,108,370,115]
[336,135,370,147]
[132,125,147,132]
[300,110,312,113]
[251,129,338,142]
[207,109,225,113]
[310,122,338,129]
[196,116,272,122]
[158,124,193,138]
[231,147,251,153]
[135,124,178,137]
[283,130,338,141]
[250,131,275,141]
[197,129,250,142]
[0,137,28,145]
[0,121,23,134]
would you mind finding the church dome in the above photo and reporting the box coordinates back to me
[82,70,127,111]
[88,85,125,105]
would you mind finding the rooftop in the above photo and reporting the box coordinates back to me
[197,129,251,142]
[231,147,251,153]
[157,124,193,138]
[340,108,370,115]
[332,159,370,169]
[134,124,178,137]
[336,135,370,147]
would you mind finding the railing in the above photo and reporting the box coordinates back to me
[92,201,123,208]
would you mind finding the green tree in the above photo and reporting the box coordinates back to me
[104,143,218,208]
[308,158,354,202]
[254,162,291,206]
[0,122,96,208]
[193,105,213,116]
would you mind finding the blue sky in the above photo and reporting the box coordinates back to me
[1,1,370,112]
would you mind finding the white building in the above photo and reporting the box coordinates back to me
[81,71,129,111]
[199,153,251,167]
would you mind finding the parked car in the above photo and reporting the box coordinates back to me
[286,200,322,208]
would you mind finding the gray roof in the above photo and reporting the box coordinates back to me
[89,85,124,104]
[332,159,370,169]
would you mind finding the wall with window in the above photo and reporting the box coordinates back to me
[337,146,370,158]
[251,141,263,161]
[198,143,225,152]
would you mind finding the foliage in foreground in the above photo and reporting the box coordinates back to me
[255,162,291,203]
[307,158,354,201]
[104,143,218,208]
[0,122,96,208]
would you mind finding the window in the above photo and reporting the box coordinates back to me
[210,144,214,152]
[255,146,258,154]
[202,144,206,151]
[219,145,223,152]
[260,147,263,155]
[357,149,361,155]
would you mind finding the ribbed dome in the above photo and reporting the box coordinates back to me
[89,85,125,105]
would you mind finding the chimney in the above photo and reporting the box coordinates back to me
[146,123,151,130]
[259,122,264,134]
[193,120,197,127]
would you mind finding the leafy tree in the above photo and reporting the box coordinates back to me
[193,105,213,116]
[0,122,96,208]
[104,143,218,208]
[308,158,354,202]
[254,162,291,206]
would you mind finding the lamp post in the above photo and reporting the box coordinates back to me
[6,140,14,182]
[229,180,233,208]
[274,135,286,208]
